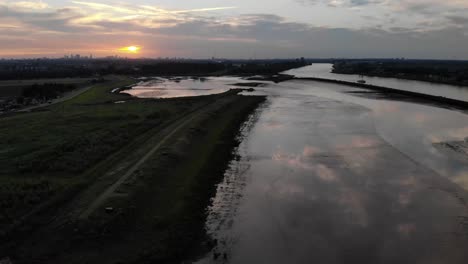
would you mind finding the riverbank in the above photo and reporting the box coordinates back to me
[332,61,468,87]
[334,71,468,87]
[0,77,265,263]
[295,77,468,111]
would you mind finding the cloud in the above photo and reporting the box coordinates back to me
[72,1,236,16]
[13,1,48,10]
[447,15,468,26]
[170,7,237,13]
[71,1,135,14]
[298,0,383,8]
[0,0,467,58]
[300,0,468,9]
[299,0,468,20]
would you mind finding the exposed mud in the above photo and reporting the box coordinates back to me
[434,139,468,158]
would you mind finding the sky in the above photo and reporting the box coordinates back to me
[0,0,468,59]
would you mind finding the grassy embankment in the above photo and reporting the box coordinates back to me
[1,78,135,226]
[0,76,265,263]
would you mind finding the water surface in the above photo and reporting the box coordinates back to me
[126,71,468,264]
[195,71,468,264]
[123,77,250,98]
[284,64,468,102]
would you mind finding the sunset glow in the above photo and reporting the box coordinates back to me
[119,46,141,53]
[1,0,468,58]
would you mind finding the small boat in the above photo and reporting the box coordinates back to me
[357,80,366,84]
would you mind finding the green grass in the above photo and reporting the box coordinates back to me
[72,94,266,263]
[1,74,266,263]
[0,77,205,227]
[0,78,93,97]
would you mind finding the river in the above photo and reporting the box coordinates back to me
[283,64,468,102]
[190,67,468,263]
[125,69,468,264]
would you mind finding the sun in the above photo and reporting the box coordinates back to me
[119,45,141,53]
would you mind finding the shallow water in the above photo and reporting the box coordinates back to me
[126,71,468,264]
[283,64,468,102]
[194,72,468,263]
[123,77,251,98]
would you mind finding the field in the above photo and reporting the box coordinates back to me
[0,76,265,263]
[0,78,94,97]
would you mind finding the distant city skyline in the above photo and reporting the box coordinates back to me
[1,0,468,59]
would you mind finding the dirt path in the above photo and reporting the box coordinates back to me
[17,84,96,112]
[79,108,203,219]
[66,91,238,221]
[17,76,126,112]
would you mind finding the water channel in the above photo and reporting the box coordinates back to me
[126,66,468,264]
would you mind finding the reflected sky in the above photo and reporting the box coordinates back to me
[282,80,468,189]
[284,64,468,102]
[196,69,468,264]
[123,77,253,98]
